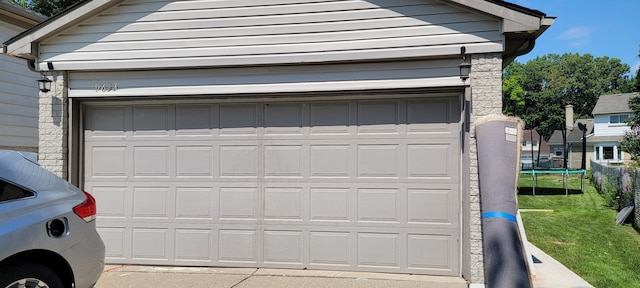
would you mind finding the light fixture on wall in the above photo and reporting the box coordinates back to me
[37,74,52,93]
[459,46,471,81]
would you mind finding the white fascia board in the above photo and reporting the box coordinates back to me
[4,0,123,61]
[446,0,544,32]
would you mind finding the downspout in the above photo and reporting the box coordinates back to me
[27,59,38,72]
[476,115,532,288]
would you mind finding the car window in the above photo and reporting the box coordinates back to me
[0,179,35,202]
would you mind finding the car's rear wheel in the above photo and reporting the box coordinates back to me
[0,263,65,288]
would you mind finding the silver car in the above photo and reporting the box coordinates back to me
[0,150,105,288]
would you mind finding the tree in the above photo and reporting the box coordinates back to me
[620,95,640,165]
[621,48,640,164]
[635,48,640,92]
[503,53,632,141]
[8,0,28,7]
[9,0,84,17]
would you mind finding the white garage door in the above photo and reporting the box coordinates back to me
[84,95,461,275]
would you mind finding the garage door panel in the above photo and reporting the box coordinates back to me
[86,106,128,137]
[175,187,215,219]
[264,145,305,178]
[219,187,258,220]
[309,231,351,266]
[132,106,171,136]
[357,144,399,178]
[309,102,350,135]
[264,187,303,221]
[357,101,401,135]
[133,146,171,178]
[219,145,258,178]
[264,103,305,135]
[176,146,214,177]
[407,143,456,179]
[357,188,400,223]
[132,228,170,260]
[309,145,350,178]
[310,187,350,222]
[407,98,459,134]
[85,96,461,275]
[88,146,127,178]
[91,185,127,218]
[219,103,259,135]
[357,232,401,268]
[132,186,170,219]
[408,188,456,225]
[263,230,304,265]
[175,229,213,261]
[407,234,457,272]
[175,105,213,136]
[218,229,258,264]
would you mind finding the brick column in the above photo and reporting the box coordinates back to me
[468,53,503,286]
[38,72,68,179]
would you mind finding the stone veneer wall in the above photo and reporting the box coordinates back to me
[468,53,503,285]
[38,72,68,179]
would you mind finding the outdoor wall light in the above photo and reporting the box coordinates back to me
[37,74,52,93]
[459,46,471,81]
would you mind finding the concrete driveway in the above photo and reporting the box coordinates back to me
[96,266,468,288]
[96,243,593,288]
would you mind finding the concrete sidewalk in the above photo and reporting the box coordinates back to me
[96,243,593,288]
[528,243,594,288]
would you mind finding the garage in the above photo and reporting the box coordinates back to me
[4,0,554,284]
[84,95,461,275]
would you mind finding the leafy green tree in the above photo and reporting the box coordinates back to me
[635,48,640,92]
[13,0,84,17]
[8,0,28,7]
[621,48,640,164]
[503,53,632,141]
[620,95,640,164]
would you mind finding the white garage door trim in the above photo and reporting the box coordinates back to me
[83,94,462,276]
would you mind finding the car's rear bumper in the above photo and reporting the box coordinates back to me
[61,221,105,288]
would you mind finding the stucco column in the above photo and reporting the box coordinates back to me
[468,53,503,286]
[38,72,68,179]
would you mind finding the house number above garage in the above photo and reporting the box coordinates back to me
[95,83,117,92]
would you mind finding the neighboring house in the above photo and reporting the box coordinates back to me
[548,118,594,169]
[521,128,551,169]
[548,92,638,169]
[0,1,46,152]
[3,0,553,286]
[591,93,637,165]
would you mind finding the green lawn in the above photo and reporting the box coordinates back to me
[517,173,640,288]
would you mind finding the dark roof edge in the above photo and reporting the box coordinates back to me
[483,0,548,18]
[3,0,91,46]
[0,1,47,24]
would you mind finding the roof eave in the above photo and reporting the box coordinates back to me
[3,0,124,60]
[446,0,554,67]
[0,1,47,29]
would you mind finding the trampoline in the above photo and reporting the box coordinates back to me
[519,168,587,196]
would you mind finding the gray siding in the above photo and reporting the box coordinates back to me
[0,23,38,151]
[39,0,502,70]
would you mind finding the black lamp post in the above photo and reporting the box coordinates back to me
[459,46,471,81]
[37,74,52,93]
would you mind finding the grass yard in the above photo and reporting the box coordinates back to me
[517,173,640,288]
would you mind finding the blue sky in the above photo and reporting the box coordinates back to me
[509,0,640,75]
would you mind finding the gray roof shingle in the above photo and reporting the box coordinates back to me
[547,119,594,145]
[591,92,639,115]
